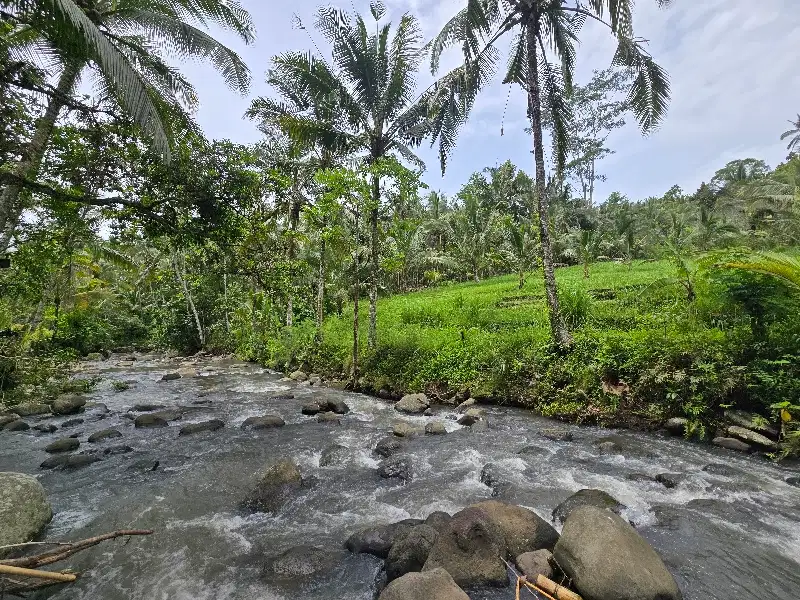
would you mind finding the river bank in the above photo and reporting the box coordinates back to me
[1,352,799,599]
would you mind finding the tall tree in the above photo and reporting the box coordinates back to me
[0,0,255,252]
[425,0,672,349]
[781,115,800,154]
[261,1,428,350]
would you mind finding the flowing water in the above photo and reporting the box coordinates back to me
[2,354,799,600]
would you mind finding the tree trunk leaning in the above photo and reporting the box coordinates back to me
[526,23,572,349]
[0,62,82,253]
[368,175,380,350]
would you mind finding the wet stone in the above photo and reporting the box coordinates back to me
[60,418,84,428]
[88,428,122,443]
[4,420,30,432]
[179,419,224,436]
[33,424,57,434]
[242,415,285,430]
[45,438,80,453]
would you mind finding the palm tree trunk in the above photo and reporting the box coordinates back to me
[519,269,525,289]
[368,174,379,350]
[352,205,360,382]
[526,23,572,349]
[0,62,81,253]
[285,196,301,327]
[316,236,325,338]
[173,252,205,348]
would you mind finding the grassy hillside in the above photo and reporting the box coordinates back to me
[260,259,800,436]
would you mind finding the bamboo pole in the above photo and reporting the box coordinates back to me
[535,575,583,600]
[0,565,76,582]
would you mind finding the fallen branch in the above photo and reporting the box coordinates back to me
[0,529,153,569]
[0,565,76,583]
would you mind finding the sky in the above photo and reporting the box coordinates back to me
[176,0,800,202]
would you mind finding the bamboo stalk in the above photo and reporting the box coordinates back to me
[0,564,76,582]
[535,575,583,600]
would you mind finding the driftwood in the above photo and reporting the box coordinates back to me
[535,575,583,600]
[0,529,152,596]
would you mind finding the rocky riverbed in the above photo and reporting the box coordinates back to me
[1,353,799,599]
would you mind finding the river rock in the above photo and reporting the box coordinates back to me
[10,402,51,417]
[479,463,505,491]
[375,436,403,458]
[308,375,322,386]
[289,370,308,382]
[457,408,484,426]
[712,437,752,452]
[104,444,134,455]
[88,428,122,443]
[60,418,84,428]
[517,445,549,457]
[316,411,341,423]
[455,398,476,413]
[425,511,452,532]
[345,519,422,558]
[378,457,412,482]
[242,415,285,430]
[552,489,625,525]
[264,545,340,579]
[595,441,622,455]
[786,477,800,488]
[151,409,183,422]
[0,473,53,556]
[40,455,71,469]
[386,524,439,581]
[655,473,686,488]
[626,473,655,482]
[45,437,80,453]
[4,419,30,432]
[132,404,165,412]
[395,393,430,414]
[53,395,86,415]
[724,409,779,439]
[62,454,101,470]
[664,417,688,436]
[161,372,181,381]
[540,428,574,442]
[726,426,777,450]
[471,500,560,556]
[134,414,168,428]
[179,419,224,436]
[323,399,350,414]
[425,421,447,435]
[702,463,739,477]
[423,408,435,416]
[33,423,57,434]
[516,549,553,580]
[379,568,470,600]
[301,401,322,415]
[242,459,302,513]
[553,506,682,600]
[454,388,471,403]
[393,422,420,437]
[319,444,349,467]
[270,393,296,401]
[0,415,19,427]
[422,507,508,588]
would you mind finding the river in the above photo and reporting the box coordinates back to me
[2,354,799,600]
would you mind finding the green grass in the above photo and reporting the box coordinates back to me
[256,258,800,433]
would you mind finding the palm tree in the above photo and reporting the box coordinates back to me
[0,0,255,252]
[424,0,672,349]
[257,1,428,350]
[781,115,800,153]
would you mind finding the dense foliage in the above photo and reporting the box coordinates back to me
[1,1,799,453]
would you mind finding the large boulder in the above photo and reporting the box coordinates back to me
[726,425,777,450]
[264,545,341,580]
[52,395,86,415]
[425,422,447,435]
[289,370,308,382]
[323,399,350,415]
[425,511,452,533]
[134,414,168,428]
[10,403,51,417]
[395,393,430,415]
[301,401,322,415]
[386,524,439,581]
[242,460,302,513]
[393,422,420,437]
[44,437,80,453]
[457,408,484,427]
[540,428,574,443]
[422,507,508,588]
[241,415,285,430]
[724,409,779,440]
[552,489,625,525]
[470,500,559,556]
[553,506,682,600]
[0,415,19,427]
[345,520,422,558]
[0,473,53,556]
[179,419,224,436]
[379,568,470,600]
[316,411,341,424]
[88,428,122,443]
[378,457,412,482]
[664,417,688,436]
[375,436,404,458]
